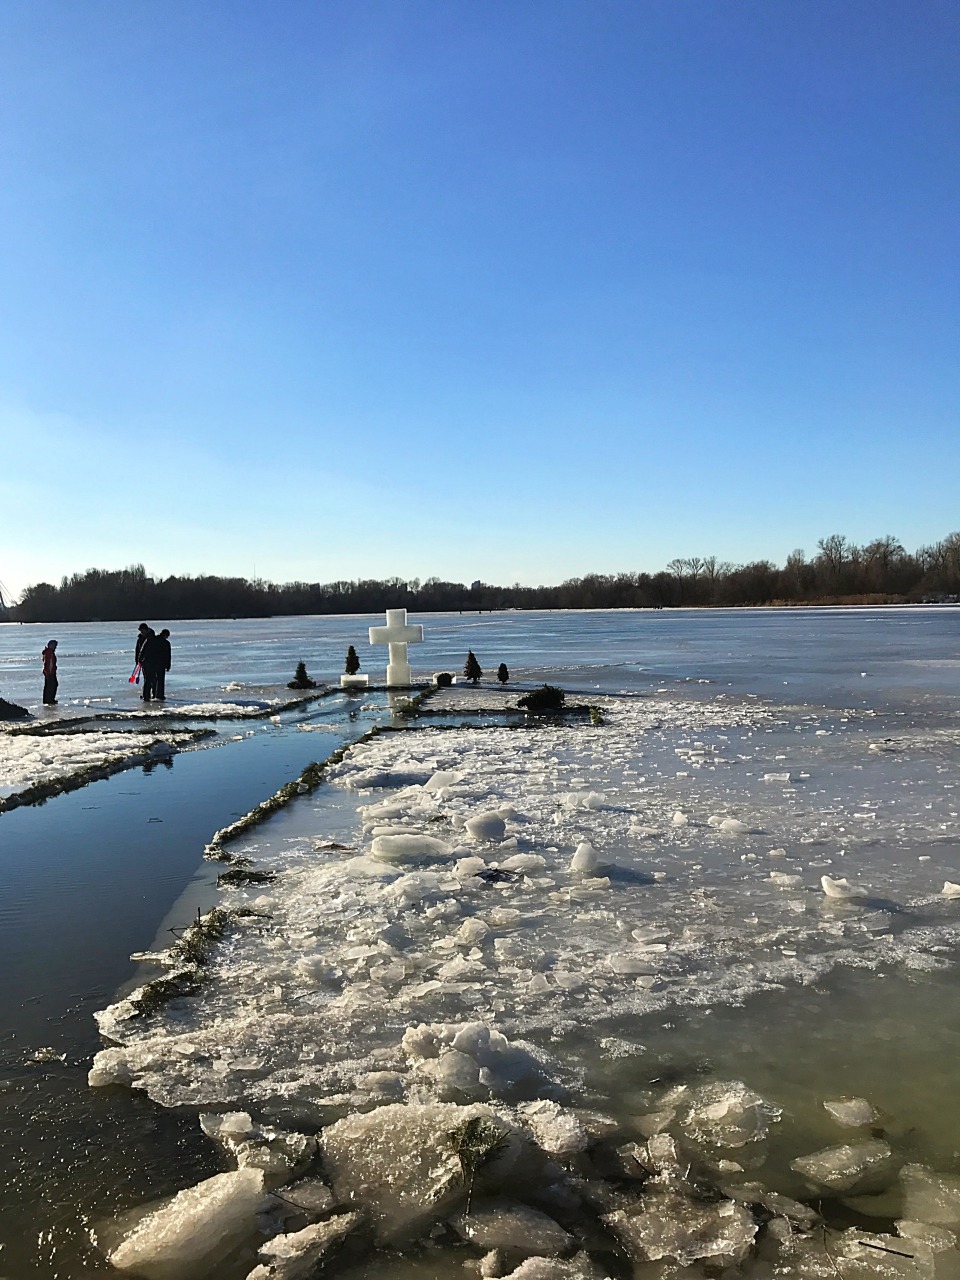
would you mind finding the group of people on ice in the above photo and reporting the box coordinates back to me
[134,623,172,702]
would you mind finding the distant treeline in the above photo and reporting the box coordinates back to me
[11,532,960,622]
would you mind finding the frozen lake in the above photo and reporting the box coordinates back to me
[1,606,959,1279]
[3,605,960,715]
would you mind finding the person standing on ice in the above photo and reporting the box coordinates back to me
[41,639,58,705]
[154,629,171,700]
[138,627,161,701]
[134,622,150,666]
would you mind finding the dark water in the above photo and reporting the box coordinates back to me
[0,694,392,1278]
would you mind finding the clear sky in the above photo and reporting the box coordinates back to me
[1,0,957,602]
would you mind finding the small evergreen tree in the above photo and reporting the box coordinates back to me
[497,663,509,684]
[287,660,317,689]
[517,683,565,712]
[344,645,361,675]
[464,650,482,684]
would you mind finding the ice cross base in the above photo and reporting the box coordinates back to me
[369,609,424,687]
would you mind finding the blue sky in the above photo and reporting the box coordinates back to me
[1,0,957,601]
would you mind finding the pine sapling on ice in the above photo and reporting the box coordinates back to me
[344,645,361,675]
[287,660,317,689]
[497,663,509,685]
[463,650,482,684]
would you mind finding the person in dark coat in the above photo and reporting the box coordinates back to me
[41,639,58,705]
[135,623,150,665]
[155,629,171,700]
[138,628,161,702]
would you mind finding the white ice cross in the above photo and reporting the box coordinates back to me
[368,608,424,687]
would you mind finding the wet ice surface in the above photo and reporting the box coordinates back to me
[89,684,960,1277]
[0,693,333,806]
[0,725,193,799]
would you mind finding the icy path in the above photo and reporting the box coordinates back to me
[0,724,199,801]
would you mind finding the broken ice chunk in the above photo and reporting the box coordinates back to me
[245,1212,361,1280]
[630,1108,676,1139]
[941,882,960,899]
[452,1198,574,1256]
[88,1047,136,1088]
[606,1191,756,1266]
[562,792,604,811]
[900,1164,960,1226]
[500,853,547,874]
[823,1097,877,1127]
[681,1080,777,1148]
[456,856,489,879]
[424,770,463,792]
[457,918,491,947]
[671,810,688,827]
[608,953,658,976]
[466,812,508,842]
[791,1140,893,1191]
[517,1100,589,1157]
[105,1169,268,1279]
[570,842,599,874]
[319,1102,522,1242]
[370,833,452,863]
[768,871,803,888]
[821,874,868,899]
[719,818,751,835]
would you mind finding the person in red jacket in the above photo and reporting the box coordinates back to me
[41,639,58,705]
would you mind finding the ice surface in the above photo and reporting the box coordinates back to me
[606,1190,756,1265]
[86,680,960,1277]
[792,1140,894,1191]
[466,811,508,842]
[569,841,599,873]
[824,1096,877,1127]
[244,1212,359,1280]
[106,1169,268,1279]
[369,832,452,862]
[452,1198,573,1255]
[901,1165,960,1227]
[681,1080,778,1148]
[822,874,869,899]
[0,727,184,801]
[319,1101,526,1242]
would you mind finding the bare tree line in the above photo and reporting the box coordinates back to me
[10,531,960,622]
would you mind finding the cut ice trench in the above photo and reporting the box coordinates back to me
[89,688,960,1280]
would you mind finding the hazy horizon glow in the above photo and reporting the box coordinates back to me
[2,1,957,602]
